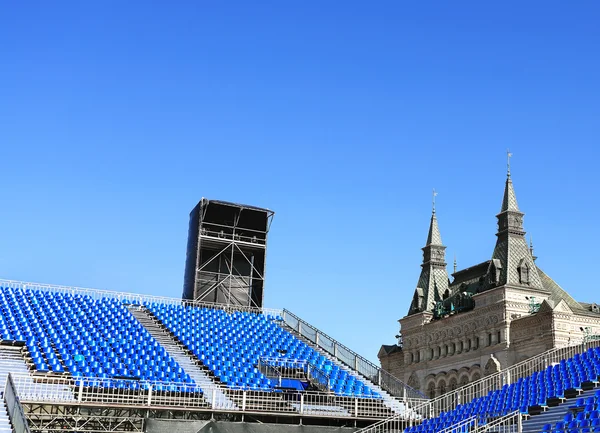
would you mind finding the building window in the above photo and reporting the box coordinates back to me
[465,339,471,351]
[439,380,447,395]
[497,331,501,344]
[416,351,420,363]
[451,343,456,355]
[474,337,479,349]
[429,348,434,360]
[488,333,493,346]
[518,259,530,285]
[428,383,436,399]
[458,341,463,353]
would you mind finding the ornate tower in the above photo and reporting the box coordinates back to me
[488,169,543,289]
[408,204,450,315]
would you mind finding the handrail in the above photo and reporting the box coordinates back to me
[356,338,600,432]
[437,416,477,433]
[0,278,283,317]
[8,373,396,420]
[4,373,32,433]
[282,309,426,400]
[258,357,332,392]
[469,410,522,433]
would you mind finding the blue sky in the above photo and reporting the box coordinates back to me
[1,2,599,363]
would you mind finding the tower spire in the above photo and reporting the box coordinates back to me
[507,149,513,178]
[489,154,543,289]
[408,195,449,316]
[426,188,442,245]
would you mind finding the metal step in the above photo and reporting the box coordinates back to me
[127,305,237,409]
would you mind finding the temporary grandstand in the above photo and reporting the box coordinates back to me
[1,279,600,432]
[0,278,427,433]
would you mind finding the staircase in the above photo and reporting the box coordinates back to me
[127,306,237,410]
[0,346,30,432]
[278,321,406,416]
[521,388,598,433]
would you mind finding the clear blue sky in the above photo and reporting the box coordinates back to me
[1,2,599,363]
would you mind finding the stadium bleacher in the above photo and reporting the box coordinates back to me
[0,287,195,388]
[399,346,600,433]
[0,284,381,400]
[146,303,379,397]
[6,280,600,433]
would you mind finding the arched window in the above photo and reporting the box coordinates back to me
[428,383,436,399]
[450,378,458,391]
[439,380,447,396]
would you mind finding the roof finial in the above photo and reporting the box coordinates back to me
[453,254,457,274]
[507,149,513,178]
[432,188,438,214]
[529,235,534,256]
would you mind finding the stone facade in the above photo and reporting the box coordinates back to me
[379,173,600,398]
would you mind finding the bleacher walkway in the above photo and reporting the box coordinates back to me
[127,305,236,409]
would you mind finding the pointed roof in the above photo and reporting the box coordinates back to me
[500,175,521,213]
[408,209,449,316]
[426,212,443,246]
[489,172,544,289]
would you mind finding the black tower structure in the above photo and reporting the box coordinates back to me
[182,198,274,308]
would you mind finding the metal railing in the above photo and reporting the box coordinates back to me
[8,373,396,420]
[258,357,333,393]
[356,338,600,432]
[0,278,283,317]
[4,374,31,433]
[470,411,522,433]
[281,309,425,401]
[437,416,477,433]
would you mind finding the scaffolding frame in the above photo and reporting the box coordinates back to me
[191,200,275,309]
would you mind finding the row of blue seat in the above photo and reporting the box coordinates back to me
[0,287,197,388]
[147,303,379,397]
[406,347,600,433]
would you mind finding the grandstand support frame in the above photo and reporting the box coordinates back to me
[19,401,381,432]
[22,404,145,433]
